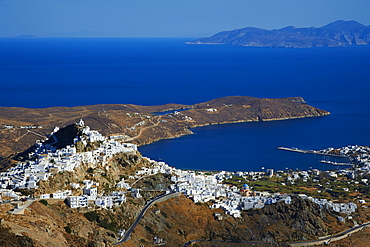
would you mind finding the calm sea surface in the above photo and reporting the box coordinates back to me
[1,38,370,171]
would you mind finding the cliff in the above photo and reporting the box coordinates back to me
[189,20,370,48]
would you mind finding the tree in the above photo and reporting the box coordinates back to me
[39,199,48,206]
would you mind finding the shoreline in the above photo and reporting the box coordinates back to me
[134,112,331,147]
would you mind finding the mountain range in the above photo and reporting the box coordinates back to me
[189,20,370,48]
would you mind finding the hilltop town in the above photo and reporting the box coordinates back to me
[1,120,370,246]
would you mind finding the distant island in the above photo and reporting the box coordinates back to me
[188,20,370,48]
[9,35,38,39]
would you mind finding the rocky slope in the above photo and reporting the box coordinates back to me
[189,20,370,48]
[0,148,156,247]
[2,189,370,247]
[124,194,370,246]
[1,201,116,247]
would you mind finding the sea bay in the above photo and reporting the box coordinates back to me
[1,38,369,171]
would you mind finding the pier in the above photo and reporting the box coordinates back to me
[277,147,348,158]
[319,160,352,166]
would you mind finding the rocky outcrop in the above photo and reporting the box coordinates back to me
[245,196,332,242]
[0,225,35,247]
[110,152,151,170]
[36,151,150,195]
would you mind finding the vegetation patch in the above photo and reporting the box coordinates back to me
[84,211,98,222]
[64,226,72,234]
[39,199,48,206]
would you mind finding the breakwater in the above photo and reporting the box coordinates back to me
[277,147,348,158]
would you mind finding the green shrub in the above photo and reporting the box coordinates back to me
[64,226,72,234]
[98,218,117,231]
[39,199,48,206]
[145,225,154,234]
[98,219,110,229]
[161,211,167,218]
[84,211,98,222]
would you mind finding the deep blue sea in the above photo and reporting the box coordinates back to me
[1,38,370,171]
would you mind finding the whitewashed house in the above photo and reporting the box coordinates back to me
[83,186,98,200]
[95,196,114,209]
[66,196,88,208]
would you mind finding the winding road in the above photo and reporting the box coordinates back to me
[182,221,370,247]
[287,221,370,246]
[125,118,161,142]
[114,192,179,246]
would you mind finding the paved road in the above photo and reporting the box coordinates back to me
[183,221,370,247]
[183,239,275,247]
[114,192,178,246]
[287,221,370,246]
[10,199,35,214]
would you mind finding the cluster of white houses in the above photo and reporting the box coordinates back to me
[341,145,370,172]
[0,120,137,207]
[321,145,370,172]
[133,162,359,218]
[40,181,128,210]
[300,195,357,214]
[169,168,292,217]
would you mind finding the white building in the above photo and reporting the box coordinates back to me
[95,196,114,209]
[83,186,98,200]
[66,196,88,208]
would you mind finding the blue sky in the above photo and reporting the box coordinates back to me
[1,0,369,37]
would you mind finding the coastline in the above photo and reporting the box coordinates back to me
[135,112,331,147]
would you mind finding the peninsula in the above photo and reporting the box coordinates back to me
[0,96,329,162]
[188,20,370,48]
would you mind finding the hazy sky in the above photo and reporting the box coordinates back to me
[1,0,369,37]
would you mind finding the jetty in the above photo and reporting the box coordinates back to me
[319,160,352,166]
[277,147,318,154]
[277,147,348,158]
